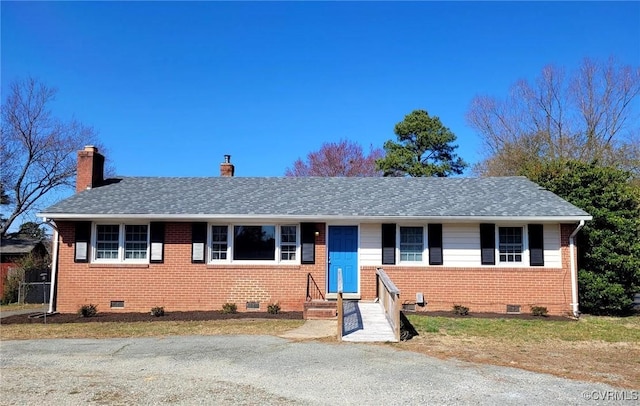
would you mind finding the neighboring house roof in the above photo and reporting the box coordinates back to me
[39,176,591,222]
[0,238,45,257]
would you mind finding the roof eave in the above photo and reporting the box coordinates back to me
[38,212,593,223]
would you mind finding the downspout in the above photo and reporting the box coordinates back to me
[44,219,59,314]
[569,220,585,318]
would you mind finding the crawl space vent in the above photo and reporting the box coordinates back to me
[110,300,125,308]
[506,304,521,314]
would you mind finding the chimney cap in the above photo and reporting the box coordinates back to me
[223,154,231,163]
[84,145,98,153]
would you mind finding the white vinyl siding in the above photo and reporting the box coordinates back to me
[338,222,563,268]
[543,224,562,268]
[359,224,381,265]
[442,224,481,267]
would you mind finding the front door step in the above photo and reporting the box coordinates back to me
[303,300,337,320]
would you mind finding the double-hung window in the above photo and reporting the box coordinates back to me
[280,225,297,261]
[498,227,523,263]
[96,225,119,259]
[125,225,148,259]
[95,224,149,262]
[211,225,228,260]
[399,226,424,262]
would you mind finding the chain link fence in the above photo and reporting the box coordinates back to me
[17,282,50,304]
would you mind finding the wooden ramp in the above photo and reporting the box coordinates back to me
[341,301,398,343]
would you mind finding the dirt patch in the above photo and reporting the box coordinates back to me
[399,312,639,388]
[398,331,639,389]
[0,310,303,325]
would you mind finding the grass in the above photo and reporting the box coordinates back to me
[0,319,304,340]
[406,314,640,343]
[0,303,46,312]
[400,314,640,389]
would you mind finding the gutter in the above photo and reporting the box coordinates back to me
[569,220,585,318]
[43,219,59,314]
[37,212,593,223]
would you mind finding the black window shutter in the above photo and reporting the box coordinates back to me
[150,222,165,264]
[301,223,316,264]
[480,223,495,265]
[528,224,544,266]
[74,221,91,263]
[191,222,207,264]
[428,224,443,265]
[381,224,396,265]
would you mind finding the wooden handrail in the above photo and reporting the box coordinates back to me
[337,268,343,341]
[376,267,401,342]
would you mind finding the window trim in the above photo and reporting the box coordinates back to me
[210,224,229,261]
[279,225,298,262]
[498,226,524,264]
[208,223,300,264]
[92,222,150,264]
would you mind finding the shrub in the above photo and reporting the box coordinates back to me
[267,302,281,314]
[221,302,237,314]
[79,304,98,317]
[452,304,469,316]
[528,161,640,315]
[1,251,48,304]
[1,269,25,305]
[531,306,548,317]
[150,306,165,317]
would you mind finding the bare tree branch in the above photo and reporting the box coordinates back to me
[285,139,383,177]
[0,77,101,236]
[467,58,640,177]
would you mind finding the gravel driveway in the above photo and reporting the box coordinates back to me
[0,335,625,405]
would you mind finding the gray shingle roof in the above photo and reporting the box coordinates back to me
[1,238,44,255]
[39,176,591,220]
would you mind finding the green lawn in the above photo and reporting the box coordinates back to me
[0,303,46,312]
[406,314,640,343]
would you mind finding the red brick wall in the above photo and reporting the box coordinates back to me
[55,221,326,314]
[0,262,13,299]
[360,223,577,316]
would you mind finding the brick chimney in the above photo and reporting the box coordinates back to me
[76,146,105,192]
[220,154,234,177]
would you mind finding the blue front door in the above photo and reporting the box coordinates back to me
[328,226,358,294]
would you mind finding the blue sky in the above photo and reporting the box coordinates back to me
[2,1,639,183]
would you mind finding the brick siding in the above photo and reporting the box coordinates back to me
[54,221,326,313]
